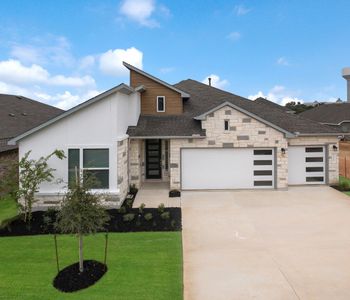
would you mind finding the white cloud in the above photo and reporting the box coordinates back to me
[10,36,74,67]
[276,57,290,66]
[234,4,251,16]
[99,47,143,76]
[202,74,229,89]
[227,31,241,42]
[79,55,95,70]
[0,59,49,84]
[0,59,95,87]
[120,0,158,27]
[54,90,102,110]
[248,85,304,105]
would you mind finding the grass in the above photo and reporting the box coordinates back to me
[0,232,183,300]
[0,196,19,228]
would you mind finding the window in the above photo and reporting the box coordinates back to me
[254,170,273,176]
[68,149,80,188]
[305,147,323,153]
[157,96,165,112]
[224,120,229,131]
[68,148,109,189]
[254,160,272,165]
[305,157,323,162]
[254,180,273,186]
[306,176,324,182]
[306,167,323,172]
[254,149,273,155]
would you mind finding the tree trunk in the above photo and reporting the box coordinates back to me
[79,234,84,272]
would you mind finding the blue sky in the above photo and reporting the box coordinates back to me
[0,0,349,109]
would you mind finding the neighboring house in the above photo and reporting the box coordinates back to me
[299,103,350,134]
[9,63,342,208]
[0,94,63,177]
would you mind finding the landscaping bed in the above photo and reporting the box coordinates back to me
[53,260,107,293]
[0,207,181,236]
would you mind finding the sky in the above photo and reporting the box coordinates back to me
[0,0,349,109]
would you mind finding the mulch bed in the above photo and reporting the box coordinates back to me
[331,185,350,192]
[0,206,182,237]
[53,260,107,293]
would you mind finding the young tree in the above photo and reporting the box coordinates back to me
[17,150,65,223]
[56,171,110,273]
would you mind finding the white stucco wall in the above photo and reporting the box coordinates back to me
[18,91,140,196]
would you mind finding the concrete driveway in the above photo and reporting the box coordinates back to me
[182,186,350,300]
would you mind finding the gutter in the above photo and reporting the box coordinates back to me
[129,135,206,139]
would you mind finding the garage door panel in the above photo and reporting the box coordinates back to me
[288,146,325,185]
[181,148,275,190]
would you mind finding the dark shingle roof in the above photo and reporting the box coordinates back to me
[254,97,294,113]
[127,115,205,137]
[173,79,339,135]
[0,94,63,152]
[299,103,350,125]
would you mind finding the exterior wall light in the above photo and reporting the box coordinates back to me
[333,145,338,151]
[281,148,286,154]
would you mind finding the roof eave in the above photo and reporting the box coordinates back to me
[123,62,190,98]
[194,101,296,138]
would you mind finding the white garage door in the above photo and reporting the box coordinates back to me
[288,146,326,185]
[181,148,275,190]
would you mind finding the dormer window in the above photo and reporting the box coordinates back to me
[157,96,165,112]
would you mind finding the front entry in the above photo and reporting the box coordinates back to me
[145,139,162,179]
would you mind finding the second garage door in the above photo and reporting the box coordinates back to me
[181,148,275,190]
[288,146,326,185]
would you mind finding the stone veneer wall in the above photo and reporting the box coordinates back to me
[170,105,289,190]
[288,136,339,185]
[117,137,129,203]
[129,139,142,188]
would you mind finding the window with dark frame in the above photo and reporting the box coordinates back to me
[224,120,229,131]
[157,96,165,112]
[68,148,109,189]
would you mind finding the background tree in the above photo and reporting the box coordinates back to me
[17,150,65,223]
[56,171,110,273]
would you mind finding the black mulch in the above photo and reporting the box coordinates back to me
[0,207,182,237]
[53,260,107,293]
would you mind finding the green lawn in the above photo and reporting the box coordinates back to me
[0,232,183,300]
[0,196,19,228]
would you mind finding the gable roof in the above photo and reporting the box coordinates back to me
[194,101,295,137]
[299,103,350,125]
[254,97,295,114]
[173,79,341,136]
[9,83,135,145]
[0,94,63,152]
[123,62,190,98]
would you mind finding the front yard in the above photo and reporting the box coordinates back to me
[0,196,19,228]
[0,232,183,300]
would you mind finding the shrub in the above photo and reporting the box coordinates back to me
[129,184,138,195]
[144,212,153,221]
[123,213,135,222]
[139,203,146,214]
[118,206,126,214]
[339,181,350,191]
[157,203,165,214]
[125,198,133,208]
[170,219,176,228]
[160,211,170,220]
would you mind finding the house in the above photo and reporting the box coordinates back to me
[9,63,342,207]
[0,94,63,177]
[299,67,350,135]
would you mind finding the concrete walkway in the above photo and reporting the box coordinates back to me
[182,186,350,300]
[133,182,181,208]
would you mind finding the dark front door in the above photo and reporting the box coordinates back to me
[146,139,162,179]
